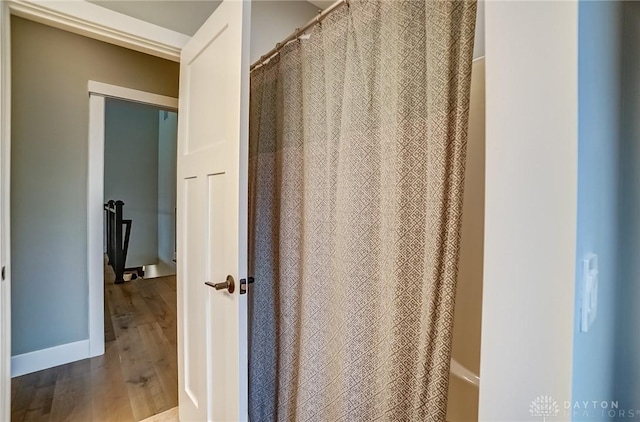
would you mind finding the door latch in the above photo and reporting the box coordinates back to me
[239,277,254,295]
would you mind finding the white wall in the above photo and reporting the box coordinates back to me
[158,110,177,265]
[480,2,578,419]
[104,98,160,268]
[572,0,622,413]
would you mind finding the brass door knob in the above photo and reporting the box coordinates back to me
[205,275,235,294]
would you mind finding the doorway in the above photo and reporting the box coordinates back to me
[87,81,178,356]
[102,98,178,281]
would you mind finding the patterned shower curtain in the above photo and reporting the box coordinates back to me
[248,1,476,420]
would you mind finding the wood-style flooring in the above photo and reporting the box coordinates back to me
[11,264,178,422]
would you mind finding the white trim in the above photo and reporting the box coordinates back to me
[11,340,90,378]
[87,94,105,358]
[87,86,178,362]
[88,81,179,110]
[480,3,577,418]
[0,2,11,420]
[7,0,189,62]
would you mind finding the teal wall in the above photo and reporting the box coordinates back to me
[573,1,625,418]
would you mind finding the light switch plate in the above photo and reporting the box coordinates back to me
[580,254,599,333]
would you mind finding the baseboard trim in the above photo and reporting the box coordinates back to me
[11,339,90,378]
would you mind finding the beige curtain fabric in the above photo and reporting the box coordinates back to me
[248,1,476,420]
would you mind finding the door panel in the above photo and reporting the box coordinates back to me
[182,176,206,411]
[206,173,235,421]
[185,32,232,155]
[176,1,250,420]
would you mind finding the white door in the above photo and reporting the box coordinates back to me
[176,1,250,420]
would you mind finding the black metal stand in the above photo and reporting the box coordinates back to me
[104,200,132,284]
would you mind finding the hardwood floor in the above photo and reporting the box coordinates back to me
[11,264,178,422]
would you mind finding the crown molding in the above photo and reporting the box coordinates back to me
[7,0,190,61]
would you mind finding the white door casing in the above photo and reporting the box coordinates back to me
[176,1,250,420]
[87,82,178,362]
[0,2,11,420]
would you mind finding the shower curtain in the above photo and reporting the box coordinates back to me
[248,1,476,420]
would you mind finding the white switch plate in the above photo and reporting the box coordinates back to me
[580,254,598,333]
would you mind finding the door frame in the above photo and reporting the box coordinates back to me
[87,81,178,358]
[0,1,188,419]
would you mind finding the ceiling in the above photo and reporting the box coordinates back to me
[86,1,222,35]
[308,0,334,9]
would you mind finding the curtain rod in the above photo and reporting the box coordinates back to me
[250,0,349,72]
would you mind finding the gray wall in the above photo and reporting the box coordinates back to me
[572,0,623,412]
[249,1,320,63]
[10,16,178,356]
[104,99,160,268]
[158,111,178,265]
[617,0,640,409]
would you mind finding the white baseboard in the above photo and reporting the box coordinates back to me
[11,339,90,378]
